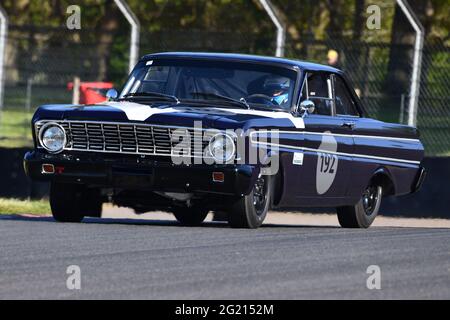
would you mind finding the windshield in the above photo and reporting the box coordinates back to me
[119,59,298,111]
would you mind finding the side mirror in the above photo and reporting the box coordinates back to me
[106,88,118,100]
[299,99,315,117]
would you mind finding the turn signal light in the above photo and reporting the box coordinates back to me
[41,164,55,174]
[212,172,224,183]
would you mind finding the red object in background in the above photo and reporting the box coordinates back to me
[67,81,114,104]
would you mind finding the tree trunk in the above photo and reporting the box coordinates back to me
[352,0,365,42]
[95,0,120,81]
[350,0,366,91]
[384,0,431,96]
[326,0,344,37]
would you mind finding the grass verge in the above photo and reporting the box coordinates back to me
[0,198,50,215]
[0,109,34,148]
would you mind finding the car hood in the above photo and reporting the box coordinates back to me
[33,101,305,130]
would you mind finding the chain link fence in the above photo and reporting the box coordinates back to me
[283,34,450,156]
[0,24,130,147]
[0,25,449,155]
[416,44,450,156]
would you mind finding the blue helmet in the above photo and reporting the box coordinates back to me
[263,76,290,106]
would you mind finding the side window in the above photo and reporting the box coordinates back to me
[302,72,333,116]
[334,76,359,116]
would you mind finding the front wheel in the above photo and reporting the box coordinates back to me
[227,174,272,229]
[50,182,102,222]
[337,183,383,228]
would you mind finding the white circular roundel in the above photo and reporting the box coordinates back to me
[316,132,339,195]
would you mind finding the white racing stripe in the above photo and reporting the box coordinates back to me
[250,131,421,164]
[105,101,181,121]
[104,102,306,128]
[94,103,416,164]
[250,134,421,165]
[214,108,305,129]
[252,129,421,143]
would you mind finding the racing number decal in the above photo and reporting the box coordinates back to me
[319,153,337,174]
[316,132,339,195]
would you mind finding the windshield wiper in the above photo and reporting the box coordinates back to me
[121,92,180,104]
[189,91,249,109]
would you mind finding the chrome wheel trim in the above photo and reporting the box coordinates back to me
[252,176,268,216]
[363,185,381,216]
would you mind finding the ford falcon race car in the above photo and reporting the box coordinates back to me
[24,52,426,229]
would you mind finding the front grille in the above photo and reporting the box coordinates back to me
[35,121,219,158]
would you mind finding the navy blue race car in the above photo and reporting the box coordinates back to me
[24,52,426,228]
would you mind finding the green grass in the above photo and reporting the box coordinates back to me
[0,198,50,215]
[0,109,34,148]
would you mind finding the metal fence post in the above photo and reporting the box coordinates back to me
[72,76,80,105]
[399,93,405,124]
[0,5,8,113]
[258,0,286,57]
[114,0,140,74]
[25,77,32,112]
[396,0,424,128]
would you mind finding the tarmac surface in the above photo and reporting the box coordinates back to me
[0,208,449,299]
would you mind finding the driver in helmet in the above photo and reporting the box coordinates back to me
[246,75,291,108]
[262,76,290,107]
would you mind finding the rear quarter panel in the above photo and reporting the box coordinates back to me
[349,118,425,198]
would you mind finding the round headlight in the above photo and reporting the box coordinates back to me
[39,123,66,153]
[208,133,235,163]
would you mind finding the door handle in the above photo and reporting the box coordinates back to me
[342,122,355,129]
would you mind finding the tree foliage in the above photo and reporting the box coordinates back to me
[2,0,447,41]
[1,0,448,83]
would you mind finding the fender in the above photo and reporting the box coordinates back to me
[371,167,396,196]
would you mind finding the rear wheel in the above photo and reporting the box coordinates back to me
[337,183,382,228]
[227,174,272,229]
[50,182,101,222]
[172,205,209,226]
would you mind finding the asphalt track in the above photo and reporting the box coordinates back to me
[0,212,449,299]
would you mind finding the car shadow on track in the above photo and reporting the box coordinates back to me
[0,214,341,229]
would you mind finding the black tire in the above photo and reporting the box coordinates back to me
[172,205,209,226]
[50,182,102,222]
[227,174,272,229]
[337,183,383,228]
[83,188,103,218]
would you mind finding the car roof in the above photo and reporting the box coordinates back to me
[140,52,342,74]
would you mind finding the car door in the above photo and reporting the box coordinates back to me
[294,71,354,203]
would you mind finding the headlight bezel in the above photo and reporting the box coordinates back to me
[38,122,67,154]
[208,132,236,163]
